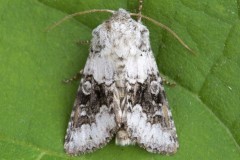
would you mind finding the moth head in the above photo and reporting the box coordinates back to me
[111,9,131,20]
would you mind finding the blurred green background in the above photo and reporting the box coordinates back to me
[0,0,239,159]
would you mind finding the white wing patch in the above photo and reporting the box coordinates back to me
[65,105,116,154]
[126,104,178,154]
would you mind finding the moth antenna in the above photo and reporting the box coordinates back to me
[45,9,114,31]
[137,0,144,22]
[46,8,194,54]
[131,13,195,54]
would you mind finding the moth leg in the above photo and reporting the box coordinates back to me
[63,70,83,84]
[76,40,90,46]
[137,0,144,22]
[162,77,176,87]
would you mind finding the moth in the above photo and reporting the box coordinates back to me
[46,1,194,155]
[60,8,180,155]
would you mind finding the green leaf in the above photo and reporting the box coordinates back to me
[0,0,239,159]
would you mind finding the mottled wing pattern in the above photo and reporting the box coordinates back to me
[124,51,179,154]
[64,8,179,155]
[64,76,117,155]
